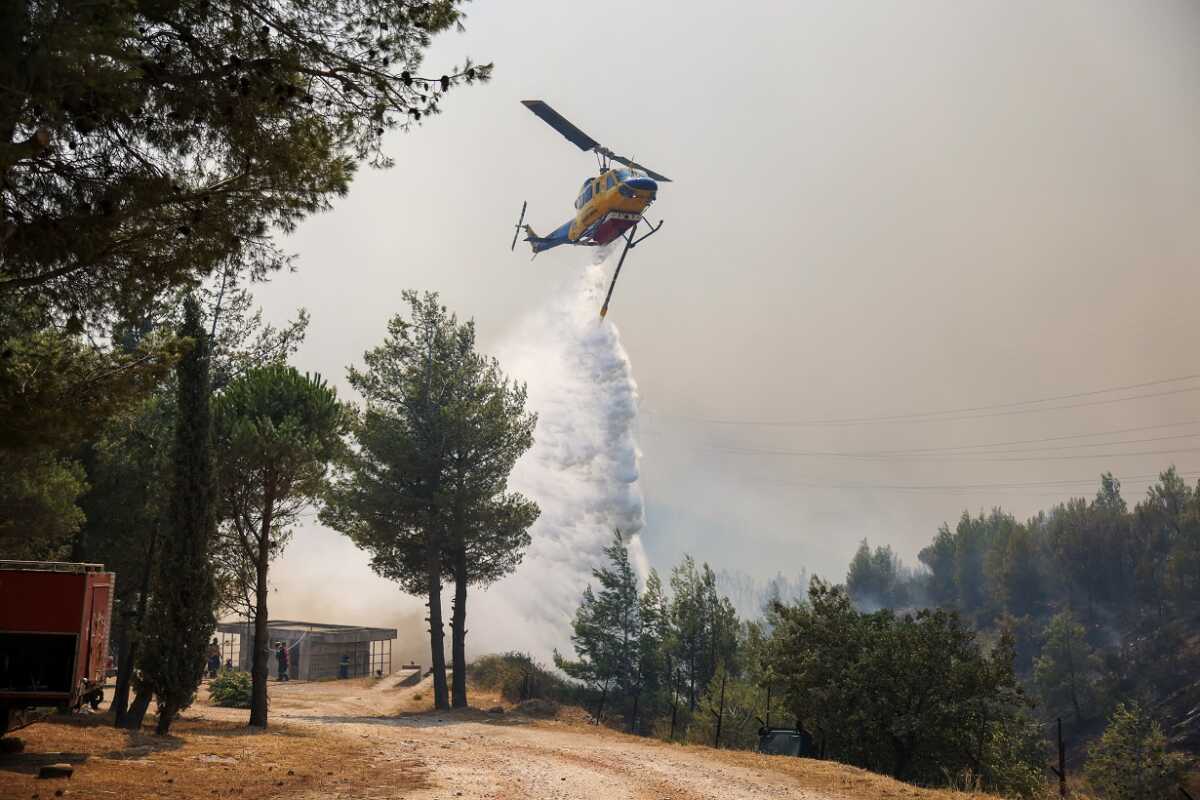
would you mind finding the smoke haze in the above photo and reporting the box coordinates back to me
[471,253,647,660]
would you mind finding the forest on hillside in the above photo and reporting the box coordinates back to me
[542,468,1198,798]
[847,468,1200,751]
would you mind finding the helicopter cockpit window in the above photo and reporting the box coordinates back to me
[577,183,593,208]
[605,174,615,189]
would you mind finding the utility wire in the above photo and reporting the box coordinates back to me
[732,418,1200,455]
[716,432,1200,462]
[650,372,1200,428]
[764,470,1195,493]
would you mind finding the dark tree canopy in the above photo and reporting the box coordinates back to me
[0,0,490,323]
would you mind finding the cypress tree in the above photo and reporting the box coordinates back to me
[138,294,218,735]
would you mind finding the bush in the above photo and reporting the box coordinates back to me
[1085,703,1191,800]
[468,652,572,704]
[209,669,252,708]
[513,699,560,718]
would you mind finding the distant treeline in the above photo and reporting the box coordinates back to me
[846,468,1200,747]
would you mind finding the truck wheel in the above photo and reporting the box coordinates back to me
[88,690,104,711]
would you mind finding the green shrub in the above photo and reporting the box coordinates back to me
[1085,703,1191,800]
[468,652,572,704]
[209,669,253,708]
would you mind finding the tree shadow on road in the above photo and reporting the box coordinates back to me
[285,706,538,729]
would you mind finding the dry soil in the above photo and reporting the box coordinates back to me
[1,672,998,800]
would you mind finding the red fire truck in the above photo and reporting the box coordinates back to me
[0,561,114,735]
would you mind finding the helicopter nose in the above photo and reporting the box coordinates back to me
[625,176,657,192]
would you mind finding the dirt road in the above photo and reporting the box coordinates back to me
[194,675,962,800]
[2,674,986,800]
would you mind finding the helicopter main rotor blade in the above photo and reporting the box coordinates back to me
[607,152,672,183]
[522,100,599,152]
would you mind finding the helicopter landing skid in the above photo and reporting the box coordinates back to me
[599,218,664,319]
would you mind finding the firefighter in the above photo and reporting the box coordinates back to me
[206,638,221,679]
[275,642,290,681]
[338,653,350,679]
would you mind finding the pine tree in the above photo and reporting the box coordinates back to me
[440,347,538,708]
[556,530,643,725]
[137,294,217,735]
[213,365,347,727]
[323,292,535,711]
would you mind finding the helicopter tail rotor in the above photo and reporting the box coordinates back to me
[511,201,527,251]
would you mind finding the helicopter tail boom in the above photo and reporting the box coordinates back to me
[524,219,573,254]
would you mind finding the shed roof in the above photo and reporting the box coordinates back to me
[216,619,396,642]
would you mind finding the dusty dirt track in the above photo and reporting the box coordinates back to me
[1,673,991,800]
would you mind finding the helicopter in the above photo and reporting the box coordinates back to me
[512,100,671,318]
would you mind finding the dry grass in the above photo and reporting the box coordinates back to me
[699,749,1001,799]
[518,712,1005,800]
[0,712,426,800]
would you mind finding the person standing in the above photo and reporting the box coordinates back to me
[206,638,221,679]
[275,642,290,681]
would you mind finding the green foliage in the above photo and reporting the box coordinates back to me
[555,531,645,725]
[1033,610,1103,725]
[213,364,347,613]
[137,295,218,735]
[765,579,1042,791]
[0,0,491,323]
[555,545,749,739]
[685,664,762,750]
[212,363,347,725]
[1,2,480,465]
[667,556,739,717]
[209,670,253,709]
[468,653,572,704]
[902,467,1200,775]
[0,447,86,559]
[0,304,180,454]
[846,539,909,610]
[322,291,537,710]
[1084,703,1191,800]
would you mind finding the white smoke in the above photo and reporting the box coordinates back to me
[470,252,647,662]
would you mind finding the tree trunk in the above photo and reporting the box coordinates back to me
[450,550,468,708]
[890,736,911,779]
[713,670,726,748]
[667,657,678,740]
[688,648,697,711]
[595,680,608,723]
[426,536,449,710]
[114,525,158,727]
[249,498,274,727]
[155,701,177,735]
[123,685,153,730]
[111,622,133,723]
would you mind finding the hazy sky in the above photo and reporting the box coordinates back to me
[256,1,1200,652]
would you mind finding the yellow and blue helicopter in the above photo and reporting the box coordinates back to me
[512,100,671,318]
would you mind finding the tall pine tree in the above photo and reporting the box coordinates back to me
[137,295,217,735]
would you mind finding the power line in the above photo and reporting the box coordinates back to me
[648,372,1200,428]
[716,431,1200,462]
[763,470,1195,493]
[779,418,1200,455]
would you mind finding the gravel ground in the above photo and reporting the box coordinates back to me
[194,674,846,800]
